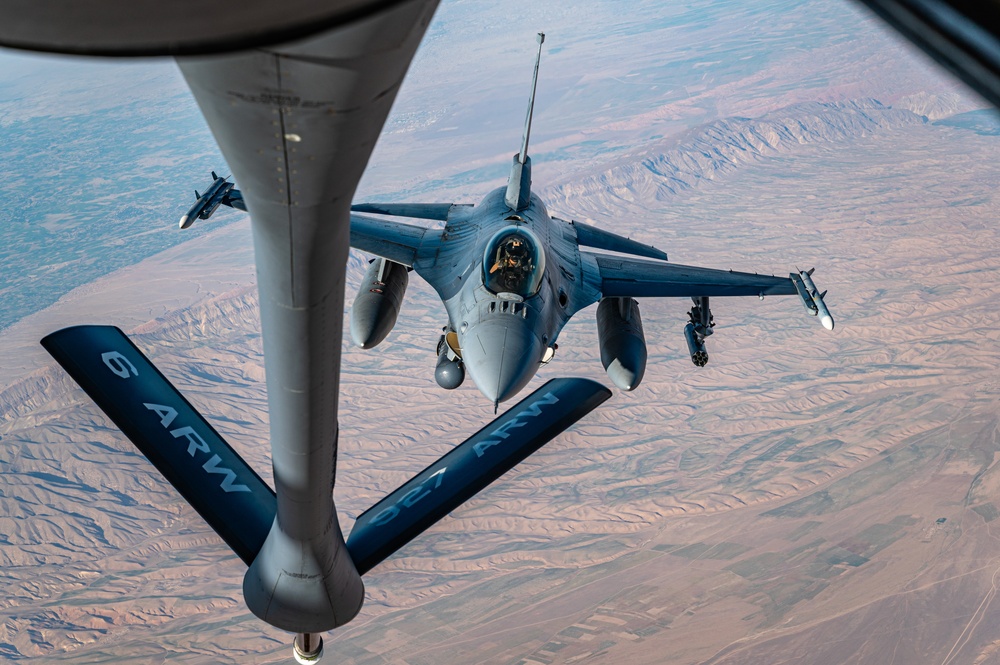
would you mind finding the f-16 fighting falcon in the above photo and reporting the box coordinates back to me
[189,33,836,412]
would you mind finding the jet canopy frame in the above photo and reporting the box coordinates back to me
[483,226,546,298]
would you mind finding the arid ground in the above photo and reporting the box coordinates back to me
[2,1,1000,663]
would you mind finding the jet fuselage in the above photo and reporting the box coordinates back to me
[440,186,581,405]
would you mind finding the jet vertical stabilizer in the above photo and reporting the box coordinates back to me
[505,32,545,212]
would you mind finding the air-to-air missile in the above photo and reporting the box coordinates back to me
[792,268,835,331]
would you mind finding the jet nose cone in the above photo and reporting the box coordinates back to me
[461,320,543,405]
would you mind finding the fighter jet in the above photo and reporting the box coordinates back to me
[4,0,992,659]
[187,33,835,412]
[346,33,835,410]
[178,171,245,229]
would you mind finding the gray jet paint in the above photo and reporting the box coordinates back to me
[176,0,441,638]
[347,35,836,408]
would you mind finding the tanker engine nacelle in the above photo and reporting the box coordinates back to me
[596,297,647,391]
[350,258,409,349]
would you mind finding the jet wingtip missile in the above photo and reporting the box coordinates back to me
[795,269,835,332]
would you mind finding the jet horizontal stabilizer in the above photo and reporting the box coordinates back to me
[350,203,459,221]
[346,377,611,574]
[41,325,276,566]
[570,220,668,261]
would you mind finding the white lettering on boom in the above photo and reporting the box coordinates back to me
[473,392,559,458]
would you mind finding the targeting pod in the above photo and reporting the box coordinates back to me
[791,269,834,331]
[684,322,709,367]
[434,334,465,390]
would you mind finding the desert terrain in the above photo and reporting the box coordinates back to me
[1,1,1000,664]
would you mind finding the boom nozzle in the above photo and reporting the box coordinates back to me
[293,633,323,664]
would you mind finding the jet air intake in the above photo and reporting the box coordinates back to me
[596,297,647,391]
[350,258,408,349]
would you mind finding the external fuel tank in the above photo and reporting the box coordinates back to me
[350,258,408,349]
[596,297,647,391]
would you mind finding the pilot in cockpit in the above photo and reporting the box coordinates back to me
[483,228,545,297]
[489,237,532,290]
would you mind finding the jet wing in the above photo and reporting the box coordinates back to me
[351,202,459,221]
[591,253,797,298]
[349,212,436,267]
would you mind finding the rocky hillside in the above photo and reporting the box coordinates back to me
[544,99,927,216]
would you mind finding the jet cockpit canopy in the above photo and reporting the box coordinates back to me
[483,226,545,298]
